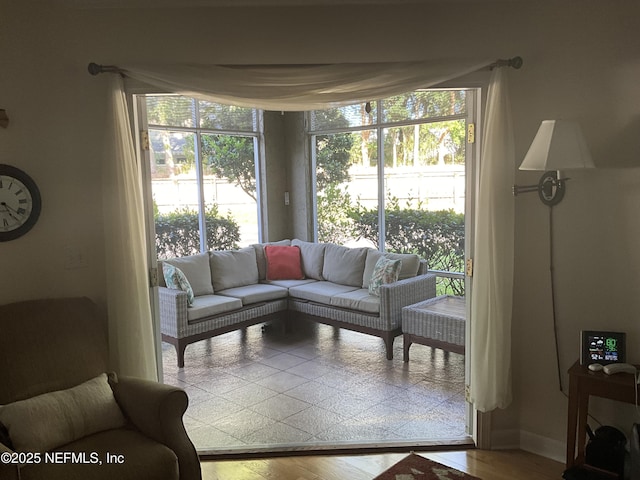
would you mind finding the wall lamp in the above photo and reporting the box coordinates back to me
[513,119,595,392]
[513,120,594,206]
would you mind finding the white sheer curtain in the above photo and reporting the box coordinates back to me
[103,59,516,403]
[121,59,492,110]
[470,67,515,412]
[104,75,158,380]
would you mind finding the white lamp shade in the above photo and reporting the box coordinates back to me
[519,120,595,171]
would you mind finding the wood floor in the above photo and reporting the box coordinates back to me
[200,448,566,479]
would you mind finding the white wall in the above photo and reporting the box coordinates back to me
[1,0,639,459]
[507,2,640,455]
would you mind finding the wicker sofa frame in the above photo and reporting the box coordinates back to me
[160,298,288,368]
[288,270,436,360]
[159,260,436,368]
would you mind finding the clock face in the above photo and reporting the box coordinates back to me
[0,164,41,241]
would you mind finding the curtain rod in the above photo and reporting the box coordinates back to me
[490,56,523,70]
[87,56,523,76]
[88,63,124,76]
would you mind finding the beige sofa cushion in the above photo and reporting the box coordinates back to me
[163,253,214,296]
[187,295,243,323]
[387,252,421,279]
[209,247,259,291]
[291,239,326,280]
[331,289,380,314]
[216,284,288,305]
[262,278,317,289]
[322,244,368,287]
[362,249,421,287]
[0,373,125,453]
[37,428,180,480]
[289,281,359,305]
[362,249,383,287]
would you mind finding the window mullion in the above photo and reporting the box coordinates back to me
[311,134,319,243]
[194,100,207,253]
[254,134,264,244]
[194,132,207,252]
[377,115,385,252]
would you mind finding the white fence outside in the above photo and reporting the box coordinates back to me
[152,164,466,246]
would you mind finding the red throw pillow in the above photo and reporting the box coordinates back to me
[265,245,304,281]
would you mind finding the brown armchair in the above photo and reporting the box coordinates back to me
[0,297,201,480]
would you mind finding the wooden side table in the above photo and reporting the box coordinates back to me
[566,360,640,468]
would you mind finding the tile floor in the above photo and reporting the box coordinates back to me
[161,319,468,453]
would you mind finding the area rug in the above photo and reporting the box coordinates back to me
[373,453,481,480]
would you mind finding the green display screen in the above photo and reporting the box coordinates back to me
[582,331,626,365]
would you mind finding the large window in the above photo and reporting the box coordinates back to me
[309,90,473,295]
[144,95,263,259]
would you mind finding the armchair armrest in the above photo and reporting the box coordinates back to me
[158,286,190,338]
[379,272,437,329]
[0,443,18,480]
[111,375,201,480]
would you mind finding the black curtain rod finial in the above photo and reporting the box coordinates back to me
[509,56,523,69]
[88,62,103,76]
[87,62,124,76]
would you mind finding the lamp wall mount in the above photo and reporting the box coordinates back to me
[0,109,8,129]
[513,170,568,207]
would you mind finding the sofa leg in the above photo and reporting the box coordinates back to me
[383,334,394,360]
[176,342,187,369]
[403,334,411,362]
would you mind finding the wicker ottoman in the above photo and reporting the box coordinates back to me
[402,295,465,361]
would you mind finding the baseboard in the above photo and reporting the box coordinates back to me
[519,430,565,463]
[490,428,520,450]
[491,429,565,464]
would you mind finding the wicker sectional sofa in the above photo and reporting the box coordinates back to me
[159,239,437,367]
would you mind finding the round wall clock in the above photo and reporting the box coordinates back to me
[0,164,42,241]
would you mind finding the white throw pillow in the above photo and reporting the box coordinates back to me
[0,373,126,453]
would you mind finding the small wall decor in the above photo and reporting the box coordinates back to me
[0,164,42,241]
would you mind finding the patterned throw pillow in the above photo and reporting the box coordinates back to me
[162,262,194,306]
[368,256,402,296]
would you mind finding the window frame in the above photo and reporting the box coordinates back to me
[308,88,479,438]
[140,94,266,256]
[307,89,475,266]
